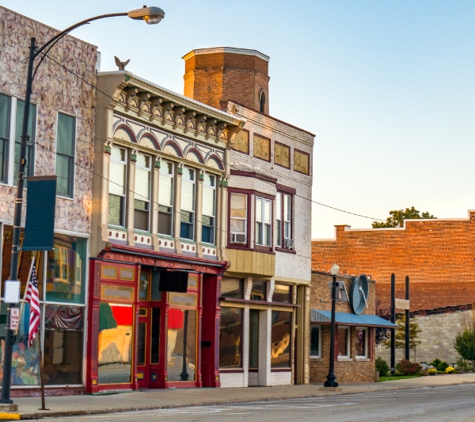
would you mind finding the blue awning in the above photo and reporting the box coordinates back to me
[311,310,397,328]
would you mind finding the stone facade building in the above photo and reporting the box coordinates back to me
[0,6,98,394]
[183,47,314,387]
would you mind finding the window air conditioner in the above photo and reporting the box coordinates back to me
[284,238,294,249]
[231,233,246,244]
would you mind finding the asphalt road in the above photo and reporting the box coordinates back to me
[46,384,475,422]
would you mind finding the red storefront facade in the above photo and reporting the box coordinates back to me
[86,244,227,393]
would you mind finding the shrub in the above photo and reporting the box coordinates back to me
[456,358,473,373]
[438,361,449,372]
[375,357,389,376]
[445,366,455,374]
[431,358,441,369]
[427,368,437,376]
[396,359,422,376]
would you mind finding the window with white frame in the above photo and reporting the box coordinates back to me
[256,197,272,247]
[229,193,247,244]
[108,146,127,227]
[180,166,195,240]
[56,113,76,197]
[355,327,368,358]
[134,152,151,231]
[275,193,282,247]
[0,94,36,185]
[202,173,216,244]
[337,326,350,359]
[310,326,321,358]
[283,194,292,243]
[158,160,174,236]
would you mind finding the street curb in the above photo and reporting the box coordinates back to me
[0,413,20,420]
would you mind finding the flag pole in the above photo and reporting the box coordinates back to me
[36,329,48,411]
[15,255,36,337]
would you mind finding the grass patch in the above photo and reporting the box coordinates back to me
[378,374,422,382]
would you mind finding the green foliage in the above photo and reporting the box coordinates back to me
[384,314,422,352]
[456,358,473,373]
[438,361,449,372]
[454,327,475,363]
[375,357,389,377]
[430,358,441,369]
[372,207,436,228]
[396,359,422,376]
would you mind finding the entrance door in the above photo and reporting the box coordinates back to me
[249,309,259,385]
[137,269,164,388]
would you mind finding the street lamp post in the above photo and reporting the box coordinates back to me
[324,263,340,388]
[0,6,165,404]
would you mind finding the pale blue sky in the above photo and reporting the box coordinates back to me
[3,1,475,238]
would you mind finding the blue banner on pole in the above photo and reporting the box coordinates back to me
[23,176,57,251]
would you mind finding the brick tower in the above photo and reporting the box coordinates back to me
[183,47,270,114]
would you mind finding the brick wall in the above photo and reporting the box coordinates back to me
[312,212,475,312]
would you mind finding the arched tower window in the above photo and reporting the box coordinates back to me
[259,90,266,113]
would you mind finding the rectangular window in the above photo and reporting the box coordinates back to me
[338,326,350,359]
[202,174,216,244]
[220,278,243,298]
[271,310,292,368]
[355,327,368,358]
[134,153,151,231]
[284,194,292,241]
[0,94,11,183]
[275,193,282,247]
[180,167,195,240]
[256,197,272,247]
[15,99,36,186]
[273,284,291,303]
[158,160,174,236]
[250,280,267,301]
[310,326,321,358]
[109,146,127,227]
[56,113,76,197]
[230,193,247,244]
[219,307,243,368]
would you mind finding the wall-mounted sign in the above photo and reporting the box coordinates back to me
[395,298,410,310]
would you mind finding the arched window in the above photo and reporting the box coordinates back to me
[259,90,266,113]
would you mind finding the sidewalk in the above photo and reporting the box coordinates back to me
[2,373,475,421]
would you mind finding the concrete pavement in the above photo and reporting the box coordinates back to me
[1,373,475,420]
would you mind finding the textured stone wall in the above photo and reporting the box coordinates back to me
[376,308,473,365]
[312,211,475,312]
[0,7,97,234]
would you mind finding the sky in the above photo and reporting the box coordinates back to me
[3,0,475,239]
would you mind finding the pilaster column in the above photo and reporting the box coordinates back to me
[127,148,137,247]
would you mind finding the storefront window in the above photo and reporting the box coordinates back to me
[219,307,243,368]
[338,326,350,358]
[98,303,133,384]
[221,278,243,298]
[46,235,86,304]
[43,305,83,385]
[273,284,291,303]
[355,327,368,358]
[271,311,292,368]
[310,326,321,358]
[0,302,40,385]
[167,308,197,382]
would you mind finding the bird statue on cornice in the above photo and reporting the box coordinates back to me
[114,56,130,71]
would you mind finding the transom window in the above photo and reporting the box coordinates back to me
[256,197,272,247]
[56,113,76,197]
[108,146,127,227]
[158,160,174,236]
[134,152,151,231]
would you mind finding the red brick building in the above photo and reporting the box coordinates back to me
[312,210,475,313]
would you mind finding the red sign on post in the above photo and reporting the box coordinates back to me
[10,308,20,331]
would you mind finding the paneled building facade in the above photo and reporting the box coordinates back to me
[183,47,314,387]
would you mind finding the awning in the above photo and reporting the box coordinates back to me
[311,310,397,328]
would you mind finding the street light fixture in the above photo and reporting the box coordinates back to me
[0,6,165,404]
[324,263,340,388]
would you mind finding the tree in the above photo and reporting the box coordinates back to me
[384,314,422,360]
[372,206,436,228]
[454,327,475,363]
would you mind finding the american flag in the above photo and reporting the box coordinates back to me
[25,261,40,347]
